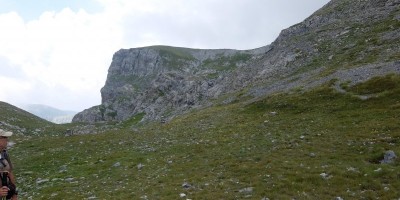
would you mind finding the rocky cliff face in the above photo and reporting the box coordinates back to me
[73,0,400,123]
[73,46,269,122]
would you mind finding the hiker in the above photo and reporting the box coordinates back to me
[0,129,17,200]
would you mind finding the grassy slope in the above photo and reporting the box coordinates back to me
[0,102,78,136]
[10,74,400,199]
[0,102,55,135]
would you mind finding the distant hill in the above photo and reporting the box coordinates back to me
[0,101,55,135]
[20,104,77,124]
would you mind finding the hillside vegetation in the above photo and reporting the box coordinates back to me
[10,74,400,199]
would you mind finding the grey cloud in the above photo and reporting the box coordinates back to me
[120,0,330,50]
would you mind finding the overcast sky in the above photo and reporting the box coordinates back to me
[0,0,330,111]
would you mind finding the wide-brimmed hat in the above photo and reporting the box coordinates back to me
[0,129,13,137]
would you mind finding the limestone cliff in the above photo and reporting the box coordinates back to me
[73,46,269,122]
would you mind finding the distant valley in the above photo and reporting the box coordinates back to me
[19,104,77,124]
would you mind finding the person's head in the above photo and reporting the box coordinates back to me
[0,129,12,151]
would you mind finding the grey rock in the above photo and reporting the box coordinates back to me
[137,163,144,170]
[59,165,68,173]
[239,187,253,193]
[36,178,50,184]
[65,178,75,182]
[381,150,397,164]
[113,162,121,167]
[182,182,192,189]
[320,172,331,180]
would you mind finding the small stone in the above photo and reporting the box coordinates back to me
[320,172,331,179]
[59,165,68,173]
[65,178,74,182]
[374,168,382,172]
[36,178,50,184]
[384,186,389,191]
[137,163,144,170]
[335,197,344,200]
[239,187,253,193]
[182,182,192,189]
[346,167,358,172]
[179,193,186,198]
[113,162,121,167]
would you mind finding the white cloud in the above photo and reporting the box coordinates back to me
[0,0,330,111]
[0,7,124,110]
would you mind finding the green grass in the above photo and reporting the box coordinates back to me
[150,45,196,61]
[148,46,197,71]
[120,112,146,128]
[9,74,400,199]
[347,74,400,95]
[201,53,252,75]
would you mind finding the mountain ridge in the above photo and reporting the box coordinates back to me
[73,0,400,123]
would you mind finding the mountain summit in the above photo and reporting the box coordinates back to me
[73,0,400,123]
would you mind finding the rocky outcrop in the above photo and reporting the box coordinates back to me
[73,0,400,123]
[222,0,400,95]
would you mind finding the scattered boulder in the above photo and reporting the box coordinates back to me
[182,182,192,189]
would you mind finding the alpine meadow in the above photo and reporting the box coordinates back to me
[1,0,400,199]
